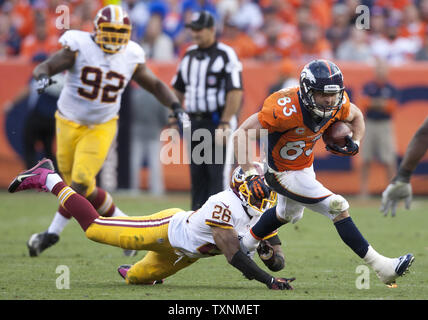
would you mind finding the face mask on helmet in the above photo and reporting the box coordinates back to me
[299,60,345,120]
[95,24,131,54]
[304,86,344,119]
[238,182,277,217]
[230,165,277,217]
[94,5,132,54]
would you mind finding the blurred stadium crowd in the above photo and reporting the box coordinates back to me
[2,0,428,65]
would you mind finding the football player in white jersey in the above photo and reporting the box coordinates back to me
[9,159,295,290]
[27,5,189,257]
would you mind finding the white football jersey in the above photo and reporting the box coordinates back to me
[168,189,263,258]
[57,30,146,125]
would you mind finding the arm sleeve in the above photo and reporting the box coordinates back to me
[230,250,273,284]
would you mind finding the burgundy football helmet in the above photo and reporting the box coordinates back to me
[230,163,277,217]
[93,5,131,54]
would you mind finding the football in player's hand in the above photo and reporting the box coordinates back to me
[322,121,352,147]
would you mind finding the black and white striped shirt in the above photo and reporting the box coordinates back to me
[172,41,242,114]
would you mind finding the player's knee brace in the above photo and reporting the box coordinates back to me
[328,194,349,217]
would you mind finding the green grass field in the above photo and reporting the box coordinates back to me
[1,190,427,301]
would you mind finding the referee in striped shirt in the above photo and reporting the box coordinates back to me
[172,11,243,210]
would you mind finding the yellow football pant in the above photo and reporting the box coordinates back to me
[55,112,118,196]
[85,208,199,284]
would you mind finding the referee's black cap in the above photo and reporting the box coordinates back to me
[185,11,215,30]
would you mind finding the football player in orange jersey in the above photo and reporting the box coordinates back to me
[233,59,414,286]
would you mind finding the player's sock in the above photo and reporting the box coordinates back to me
[363,245,393,271]
[45,172,74,234]
[47,178,99,232]
[251,206,284,239]
[45,172,63,191]
[47,210,70,235]
[46,201,73,235]
[88,187,120,217]
[112,206,127,217]
[57,204,72,219]
[334,216,369,258]
[242,206,284,252]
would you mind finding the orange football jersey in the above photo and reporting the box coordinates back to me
[258,86,351,171]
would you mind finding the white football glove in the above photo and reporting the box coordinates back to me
[177,110,191,130]
[380,181,412,217]
[171,102,191,130]
[35,74,56,94]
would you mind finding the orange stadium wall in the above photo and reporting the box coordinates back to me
[1,60,428,195]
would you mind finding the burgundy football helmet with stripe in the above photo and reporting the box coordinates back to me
[230,163,277,217]
[94,5,131,54]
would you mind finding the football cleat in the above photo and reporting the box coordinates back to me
[376,253,415,285]
[395,254,415,277]
[117,264,164,285]
[27,231,59,257]
[117,264,131,280]
[123,249,138,257]
[8,159,55,193]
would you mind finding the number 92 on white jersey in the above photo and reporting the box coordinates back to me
[57,30,146,125]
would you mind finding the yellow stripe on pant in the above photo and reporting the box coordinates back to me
[85,208,198,284]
